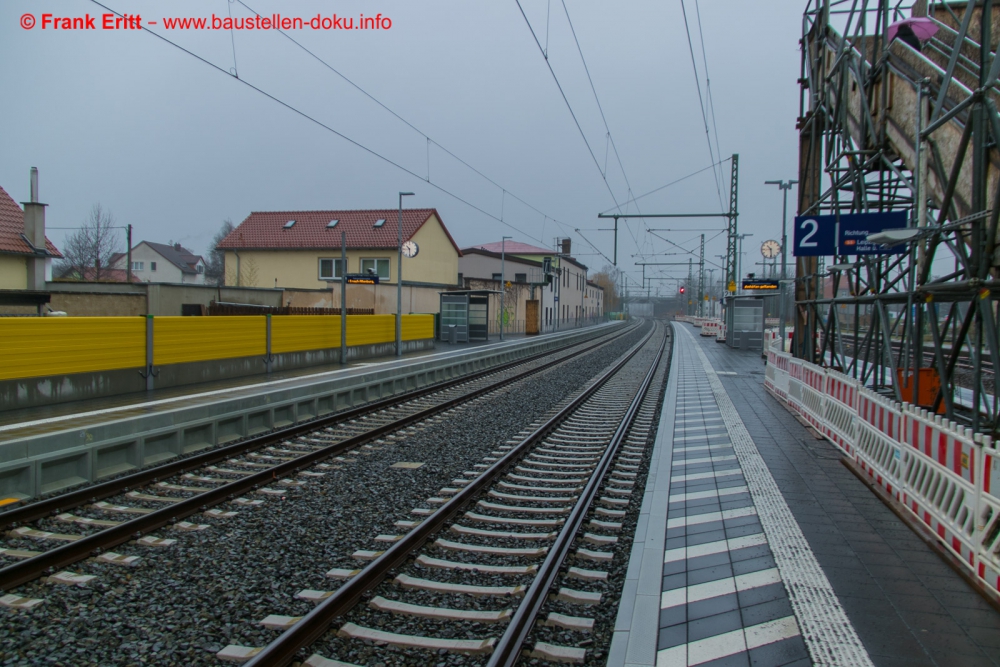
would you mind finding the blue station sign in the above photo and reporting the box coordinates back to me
[793,211,908,256]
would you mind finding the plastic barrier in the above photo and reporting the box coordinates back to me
[701,319,722,337]
[271,315,341,354]
[765,348,1000,597]
[154,316,265,365]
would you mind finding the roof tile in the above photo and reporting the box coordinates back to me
[218,209,460,255]
[0,185,62,257]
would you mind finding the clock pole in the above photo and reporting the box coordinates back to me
[397,191,414,357]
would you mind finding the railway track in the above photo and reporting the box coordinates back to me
[231,322,669,666]
[0,322,641,599]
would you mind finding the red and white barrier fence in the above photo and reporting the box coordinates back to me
[700,319,723,337]
[765,341,1000,596]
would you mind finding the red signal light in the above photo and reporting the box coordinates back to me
[679,287,686,294]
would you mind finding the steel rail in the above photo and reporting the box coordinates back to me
[0,323,641,592]
[0,323,633,533]
[488,321,666,666]
[243,323,663,667]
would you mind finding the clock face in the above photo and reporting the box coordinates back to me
[761,240,781,259]
[402,241,419,258]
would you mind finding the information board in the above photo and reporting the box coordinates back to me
[345,274,379,285]
[793,211,909,256]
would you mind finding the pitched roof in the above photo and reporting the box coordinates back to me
[470,241,555,255]
[0,185,62,257]
[140,241,204,274]
[217,209,461,255]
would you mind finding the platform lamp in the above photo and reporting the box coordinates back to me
[765,179,797,349]
[500,236,512,341]
[396,191,415,357]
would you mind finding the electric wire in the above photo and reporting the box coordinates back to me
[599,159,729,215]
[234,0,584,247]
[680,0,725,211]
[87,0,567,247]
[694,0,727,202]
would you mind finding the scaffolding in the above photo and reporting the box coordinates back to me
[797,0,1000,434]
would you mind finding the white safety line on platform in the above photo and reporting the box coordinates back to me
[680,325,874,667]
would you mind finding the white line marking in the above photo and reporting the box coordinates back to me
[679,325,874,667]
[664,532,767,564]
[660,567,782,609]
[667,505,756,529]
[672,454,737,467]
[669,485,749,503]
[670,469,743,483]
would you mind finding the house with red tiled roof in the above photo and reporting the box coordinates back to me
[217,208,460,314]
[110,241,207,284]
[0,177,62,291]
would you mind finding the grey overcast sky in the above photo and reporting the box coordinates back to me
[0,0,804,291]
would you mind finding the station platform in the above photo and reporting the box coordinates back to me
[0,327,548,443]
[611,322,1000,667]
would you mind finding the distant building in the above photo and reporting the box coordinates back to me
[0,180,62,291]
[112,241,206,284]
[461,240,596,332]
[217,208,460,314]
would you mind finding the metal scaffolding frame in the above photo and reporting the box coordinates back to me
[797,0,1000,434]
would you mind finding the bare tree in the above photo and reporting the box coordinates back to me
[205,219,235,285]
[56,204,123,281]
[590,265,621,313]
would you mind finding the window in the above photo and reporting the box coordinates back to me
[361,258,390,279]
[457,272,463,285]
[284,220,296,229]
[196,264,203,273]
[327,219,339,228]
[131,261,143,271]
[515,273,526,283]
[319,258,346,280]
[373,219,386,228]
[150,261,157,271]
[492,273,502,281]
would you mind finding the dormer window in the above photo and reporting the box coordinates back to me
[373,219,386,228]
[284,220,296,229]
[327,219,339,228]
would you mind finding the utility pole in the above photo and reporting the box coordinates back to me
[396,191,414,357]
[500,235,511,340]
[698,234,705,317]
[126,224,133,283]
[687,259,693,316]
[340,231,347,364]
[765,179,797,349]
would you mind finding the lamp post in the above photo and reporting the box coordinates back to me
[500,236,512,340]
[396,191,414,357]
[765,179,797,349]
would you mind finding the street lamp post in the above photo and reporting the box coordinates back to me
[500,236,512,341]
[765,180,797,348]
[396,191,415,357]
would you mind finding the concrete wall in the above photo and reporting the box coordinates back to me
[284,284,444,315]
[49,291,146,316]
[0,254,27,290]
[147,284,282,315]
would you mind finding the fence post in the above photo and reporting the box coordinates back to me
[145,314,154,391]
[265,314,273,374]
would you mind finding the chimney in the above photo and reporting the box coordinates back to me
[22,167,48,290]
[175,243,182,251]
[561,238,572,256]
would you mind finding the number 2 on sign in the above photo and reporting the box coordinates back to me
[799,219,819,247]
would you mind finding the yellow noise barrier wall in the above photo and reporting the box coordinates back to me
[0,314,436,381]
[154,316,265,365]
[0,317,145,381]
[402,314,435,341]
[270,315,342,354]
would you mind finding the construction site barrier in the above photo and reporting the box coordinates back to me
[0,314,435,382]
[764,341,1000,596]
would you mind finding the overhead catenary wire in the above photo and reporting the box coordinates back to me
[694,0,727,202]
[234,0,585,248]
[599,159,729,215]
[86,0,577,248]
[680,0,725,211]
